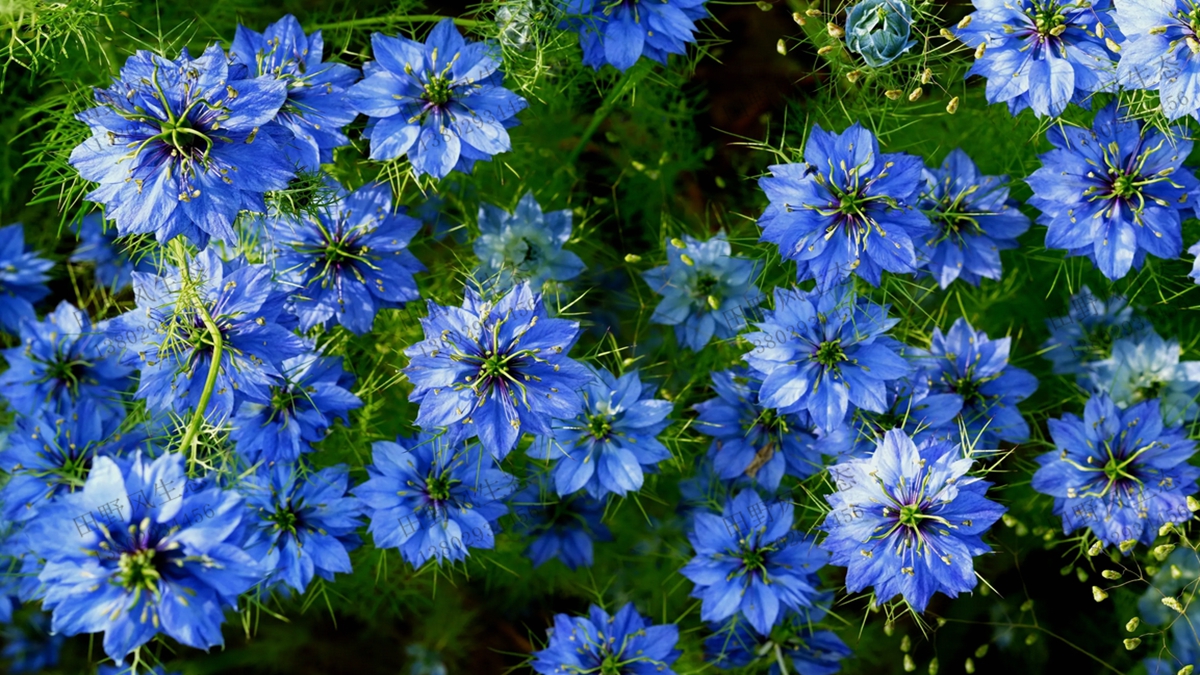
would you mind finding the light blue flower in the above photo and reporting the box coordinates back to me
[845,0,917,67]
[473,191,584,291]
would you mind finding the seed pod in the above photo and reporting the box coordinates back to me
[1119,539,1137,553]
[884,622,895,636]
[929,657,939,675]
[975,645,989,658]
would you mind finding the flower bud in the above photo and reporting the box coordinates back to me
[1101,570,1121,580]
[1180,666,1194,675]
[901,635,911,653]
[965,658,975,674]
[1126,617,1140,632]
[793,11,806,26]
[828,22,845,38]
[679,254,695,266]
[1160,522,1176,537]
[946,96,959,114]
[777,39,787,55]
[929,657,939,675]
[940,28,956,40]
[1124,638,1141,650]
[975,43,987,59]
[884,621,895,636]
[904,654,916,672]
[1164,596,1185,613]
[921,67,933,84]
[1092,586,1108,602]
[1118,539,1137,553]
[908,87,923,101]
[847,70,862,83]
[1087,540,1104,556]
[756,1,772,10]
[1187,495,1199,511]
[806,8,822,16]
[957,15,972,29]
[975,645,989,658]
[1155,544,1176,561]
[818,45,836,55]
[670,237,686,248]
[885,89,903,100]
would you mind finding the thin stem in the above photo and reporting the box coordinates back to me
[565,59,654,166]
[312,14,483,31]
[939,619,1125,675]
[170,238,224,465]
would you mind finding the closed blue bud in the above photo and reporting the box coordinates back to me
[845,0,916,67]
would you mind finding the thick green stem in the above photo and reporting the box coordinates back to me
[312,14,482,31]
[565,59,654,167]
[170,237,224,463]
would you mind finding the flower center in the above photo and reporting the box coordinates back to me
[898,503,922,528]
[1111,172,1139,199]
[948,375,982,404]
[42,355,91,395]
[423,75,455,106]
[115,547,162,596]
[694,273,719,298]
[426,474,455,503]
[1032,7,1067,38]
[815,340,847,367]
[587,413,613,441]
[268,503,301,536]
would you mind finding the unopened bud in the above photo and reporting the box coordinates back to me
[847,70,862,83]
[946,96,959,114]
[975,645,988,658]
[908,87,923,102]
[828,22,844,38]
[957,15,972,29]
[1187,495,1199,511]
[1025,633,1037,646]
[670,237,686,249]
[1164,596,1185,613]
[777,39,787,55]
[1093,586,1109,602]
[929,657,939,675]
[1160,522,1176,537]
[756,0,772,10]
[901,635,911,653]
[884,621,895,636]
[885,89,903,100]
[965,658,975,674]
[940,28,956,41]
[921,67,933,84]
[1101,570,1121,580]
[904,654,916,672]
[1173,564,1184,579]
[806,8,822,16]
[679,254,695,266]
[1126,617,1140,632]
[1155,544,1176,561]
[1179,665,1194,675]
[818,45,835,55]
[793,11,806,26]
[1088,540,1104,556]
[1119,539,1137,553]
[1125,638,1141,650]
[1020,599,1034,612]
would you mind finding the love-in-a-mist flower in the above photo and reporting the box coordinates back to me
[267,180,424,334]
[743,284,913,433]
[0,223,52,333]
[820,429,1006,611]
[229,14,360,170]
[914,318,1038,448]
[916,148,1030,288]
[70,214,156,291]
[641,232,763,352]
[955,0,1122,118]
[1042,286,1152,375]
[353,433,516,567]
[705,613,851,674]
[403,282,592,460]
[230,351,362,465]
[1082,331,1200,425]
[681,490,828,635]
[757,123,932,288]
[1115,0,1200,120]
[1031,393,1199,549]
[815,377,963,463]
[557,0,709,72]
[473,191,584,291]
[845,0,917,67]
[510,479,612,570]
[69,44,294,248]
[532,603,682,675]
[29,452,261,661]
[529,365,671,499]
[693,368,823,491]
[238,463,362,593]
[0,301,132,417]
[1026,103,1198,280]
[106,248,306,421]
[347,19,527,179]
[0,399,151,523]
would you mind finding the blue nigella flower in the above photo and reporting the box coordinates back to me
[0,223,52,334]
[814,377,963,463]
[681,489,828,635]
[1042,286,1152,375]
[70,213,156,291]
[757,123,932,288]
[0,399,151,523]
[229,14,360,171]
[238,463,363,593]
[510,479,612,570]
[742,284,913,433]
[1082,331,1200,426]
[1115,0,1200,121]
[69,44,295,248]
[916,148,1031,288]
[913,317,1038,448]
[532,603,682,675]
[267,180,424,334]
[28,452,262,661]
[1,613,65,674]
[1031,393,1199,549]
[230,350,362,465]
[529,365,672,499]
[558,0,709,72]
[641,232,763,352]
[107,248,306,422]
[955,0,1122,118]
[347,19,528,179]
[845,0,917,67]
[693,368,822,491]
[705,613,851,675]
[403,282,593,460]
[0,300,132,418]
[1026,102,1198,280]
[473,191,584,291]
[353,433,516,568]
[820,429,1007,611]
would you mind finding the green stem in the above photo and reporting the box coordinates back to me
[312,14,483,31]
[565,59,654,166]
[170,238,224,464]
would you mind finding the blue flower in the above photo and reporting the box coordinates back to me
[845,0,917,67]
[0,399,152,523]
[558,0,709,72]
[742,284,913,433]
[230,351,362,465]
[757,124,932,288]
[814,377,963,463]
[916,148,1030,288]
[913,317,1038,447]
[238,463,362,593]
[28,452,262,660]
[107,249,306,422]
[1031,393,1199,549]
[1,613,65,674]
[1026,102,1198,280]
[70,214,156,291]
[1042,286,1152,375]
[955,0,1121,118]
[532,603,681,675]
[353,433,516,567]
[1191,239,1200,284]
[693,368,822,491]
[530,365,672,498]
[403,282,593,460]
[510,479,611,570]
[0,224,52,334]
[820,429,1006,611]
[69,44,295,248]
[267,181,424,334]
[641,233,763,352]
[347,19,527,179]
[1082,331,1200,425]
[0,301,132,417]
[230,14,360,171]
[706,614,851,675]
[473,191,584,291]
[681,489,828,635]
[1115,0,1200,121]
